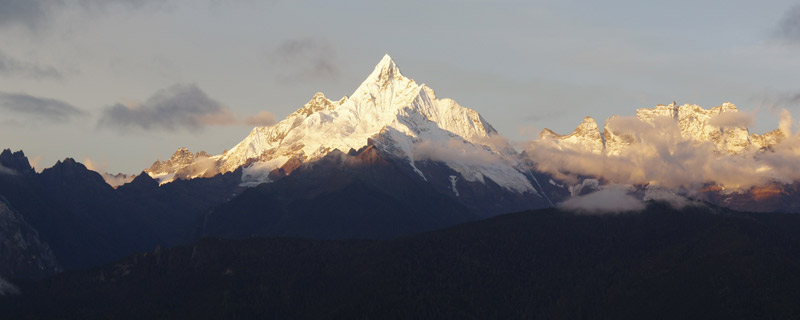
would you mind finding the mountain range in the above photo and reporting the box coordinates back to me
[1,54,799,294]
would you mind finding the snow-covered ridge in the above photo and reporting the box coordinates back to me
[147,54,535,193]
[539,102,785,156]
[529,101,798,193]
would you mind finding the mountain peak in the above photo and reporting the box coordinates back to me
[377,53,396,69]
[0,149,33,174]
[365,54,403,84]
[146,54,537,194]
[540,117,604,154]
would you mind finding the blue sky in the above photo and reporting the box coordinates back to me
[0,0,799,173]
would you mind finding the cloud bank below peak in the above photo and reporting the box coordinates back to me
[558,186,645,214]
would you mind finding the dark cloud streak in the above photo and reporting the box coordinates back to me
[98,84,228,132]
[98,83,276,132]
[0,0,167,31]
[0,91,86,122]
[0,0,50,31]
[0,50,62,79]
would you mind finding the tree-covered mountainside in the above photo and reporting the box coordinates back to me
[5,203,800,319]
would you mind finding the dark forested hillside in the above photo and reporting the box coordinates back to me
[6,203,800,319]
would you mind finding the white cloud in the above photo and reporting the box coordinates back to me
[83,157,135,187]
[709,110,754,128]
[558,185,645,214]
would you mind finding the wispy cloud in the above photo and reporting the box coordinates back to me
[98,83,275,132]
[774,92,800,107]
[270,38,340,82]
[776,4,800,43]
[0,276,20,296]
[0,163,17,175]
[0,49,62,79]
[0,91,86,122]
[244,110,276,126]
[708,110,754,128]
[83,156,134,187]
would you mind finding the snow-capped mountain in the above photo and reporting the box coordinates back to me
[539,102,785,156]
[538,117,604,155]
[147,55,537,194]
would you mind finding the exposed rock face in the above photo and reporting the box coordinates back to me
[0,196,61,279]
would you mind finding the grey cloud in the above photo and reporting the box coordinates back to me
[98,84,228,131]
[0,50,62,79]
[0,0,167,31]
[776,4,800,43]
[0,91,86,122]
[0,0,50,31]
[777,92,800,106]
[271,38,340,82]
[98,83,275,132]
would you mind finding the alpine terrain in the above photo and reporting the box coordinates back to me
[147,54,561,216]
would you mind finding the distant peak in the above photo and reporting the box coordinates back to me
[295,92,338,117]
[311,92,327,99]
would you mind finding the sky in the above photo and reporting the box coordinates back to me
[0,0,799,174]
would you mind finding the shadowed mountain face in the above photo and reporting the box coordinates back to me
[6,203,800,319]
[0,149,245,273]
[203,145,479,239]
[0,196,60,279]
